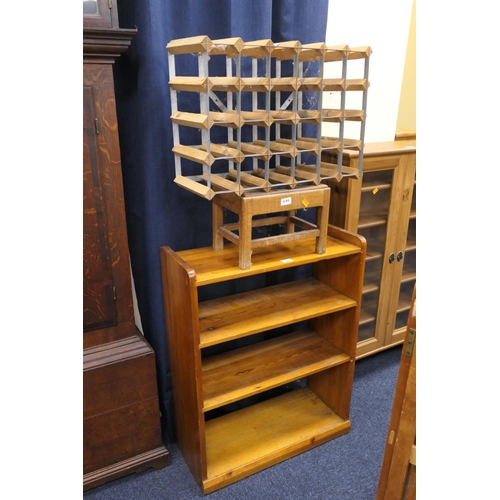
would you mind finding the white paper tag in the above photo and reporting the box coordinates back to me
[281,196,292,206]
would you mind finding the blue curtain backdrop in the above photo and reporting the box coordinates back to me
[113,0,329,442]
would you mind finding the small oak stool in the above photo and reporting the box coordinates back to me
[212,184,331,269]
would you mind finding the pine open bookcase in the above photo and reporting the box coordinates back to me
[160,224,366,493]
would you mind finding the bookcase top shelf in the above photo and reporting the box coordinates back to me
[170,233,362,286]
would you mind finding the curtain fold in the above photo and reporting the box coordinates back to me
[113,0,329,442]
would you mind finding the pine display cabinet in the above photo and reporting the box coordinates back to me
[323,139,416,358]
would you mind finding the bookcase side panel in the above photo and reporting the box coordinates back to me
[309,310,357,420]
[319,226,366,309]
[160,247,206,487]
[308,226,365,419]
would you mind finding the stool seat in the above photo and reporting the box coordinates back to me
[212,184,331,269]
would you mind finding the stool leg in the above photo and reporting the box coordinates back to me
[213,201,224,251]
[239,205,252,270]
[315,189,331,254]
[285,210,295,234]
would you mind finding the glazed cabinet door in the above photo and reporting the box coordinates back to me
[366,154,416,356]
[384,156,416,347]
[329,148,416,358]
[355,162,403,356]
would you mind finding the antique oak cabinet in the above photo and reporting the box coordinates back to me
[83,0,170,490]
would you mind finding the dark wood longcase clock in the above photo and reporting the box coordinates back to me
[83,0,170,490]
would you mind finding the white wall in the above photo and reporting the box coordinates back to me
[397,0,416,131]
[323,0,414,143]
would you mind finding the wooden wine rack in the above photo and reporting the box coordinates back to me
[167,35,371,200]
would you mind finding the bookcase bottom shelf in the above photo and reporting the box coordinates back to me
[203,386,350,493]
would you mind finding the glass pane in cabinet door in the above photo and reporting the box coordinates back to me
[83,0,114,27]
[356,170,393,343]
[395,182,416,331]
[83,1,98,15]
[358,256,382,341]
